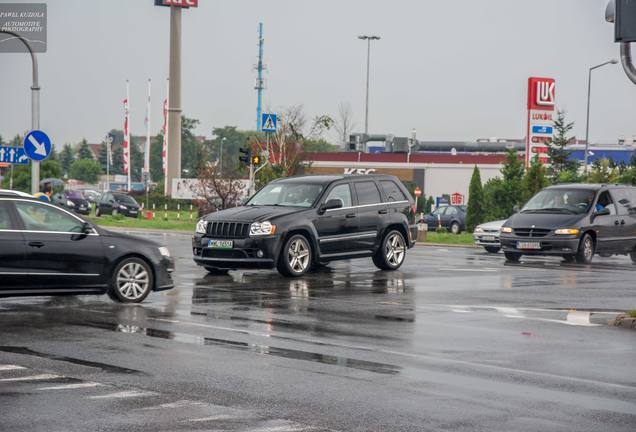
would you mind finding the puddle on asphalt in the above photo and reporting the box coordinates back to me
[79,320,401,375]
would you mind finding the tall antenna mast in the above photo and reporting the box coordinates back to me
[255,22,265,131]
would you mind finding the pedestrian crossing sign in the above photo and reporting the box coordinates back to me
[261,113,277,132]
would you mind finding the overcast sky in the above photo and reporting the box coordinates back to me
[1,0,634,148]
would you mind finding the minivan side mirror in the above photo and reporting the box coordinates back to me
[319,199,344,214]
[593,207,610,217]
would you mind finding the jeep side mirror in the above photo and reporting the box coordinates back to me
[512,205,520,214]
[320,199,343,214]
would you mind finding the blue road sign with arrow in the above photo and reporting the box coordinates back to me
[23,130,52,161]
[0,146,29,165]
[261,113,277,132]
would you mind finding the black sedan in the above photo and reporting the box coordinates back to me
[96,192,141,218]
[0,194,174,302]
[52,190,92,215]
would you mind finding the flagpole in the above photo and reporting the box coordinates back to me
[126,80,131,192]
[163,78,170,196]
[145,78,151,178]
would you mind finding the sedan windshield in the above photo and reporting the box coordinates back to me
[522,189,596,215]
[247,183,324,208]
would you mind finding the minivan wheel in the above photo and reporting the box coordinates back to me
[575,234,595,265]
[450,222,460,235]
[95,207,101,217]
[504,252,521,263]
[109,258,153,303]
[277,234,312,277]
[373,230,407,271]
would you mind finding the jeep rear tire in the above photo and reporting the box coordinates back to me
[373,230,407,271]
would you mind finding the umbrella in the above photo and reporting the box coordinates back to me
[39,178,65,187]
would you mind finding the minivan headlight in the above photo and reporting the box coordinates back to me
[501,227,513,233]
[196,219,208,234]
[555,228,579,235]
[250,221,276,236]
[66,200,75,207]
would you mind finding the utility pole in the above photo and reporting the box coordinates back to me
[0,30,40,194]
[584,60,617,172]
[255,22,265,131]
[358,35,380,137]
[166,5,182,196]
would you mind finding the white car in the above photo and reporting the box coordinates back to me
[473,219,507,253]
[0,189,34,198]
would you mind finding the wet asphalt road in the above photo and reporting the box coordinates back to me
[1,231,635,432]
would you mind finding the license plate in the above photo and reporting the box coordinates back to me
[517,241,541,250]
[130,210,137,214]
[208,239,233,249]
[482,235,496,241]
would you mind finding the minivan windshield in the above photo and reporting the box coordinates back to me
[114,193,138,206]
[247,183,324,208]
[522,189,596,215]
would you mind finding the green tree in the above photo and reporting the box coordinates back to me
[465,166,484,232]
[76,139,93,160]
[207,125,254,178]
[304,138,339,153]
[1,159,63,192]
[112,145,124,175]
[424,196,434,214]
[546,110,578,180]
[68,159,102,184]
[60,144,75,174]
[482,178,509,221]
[630,150,636,168]
[617,166,636,185]
[98,142,109,173]
[130,139,144,182]
[150,133,164,183]
[587,158,619,184]
[522,156,549,204]
[181,116,206,178]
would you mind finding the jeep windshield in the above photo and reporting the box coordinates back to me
[521,189,595,215]
[247,183,324,208]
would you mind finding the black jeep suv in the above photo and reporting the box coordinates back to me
[500,184,636,264]
[192,175,417,277]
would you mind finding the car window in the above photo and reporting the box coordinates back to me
[446,206,458,216]
[0,202,14,230]
[612,189,636,215]
[432,207,446,216]
[15,201,84,233]
[596,191,617,216]
[379,180,407,202]
[354,181,382,206]
[324,184,352,208]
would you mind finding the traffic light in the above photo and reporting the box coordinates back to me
[251,154,261,166]
[239,147,251,166]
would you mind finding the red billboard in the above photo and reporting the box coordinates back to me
[155,0,198,7]
[526,77,556,166]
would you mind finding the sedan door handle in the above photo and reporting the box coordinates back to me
[28,241,45,248]
[378,209,388,214]
[345,213,356,219]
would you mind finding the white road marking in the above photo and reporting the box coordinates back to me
[137,399,206,410]
[439,268,498,272]
[89,390,157,399]
[565,310,600,327]
[182,415,240,422]
[0,365,26,371]
[450,306,471,313]
[0,374,59,382]
[244,424,308,432]
[38,382,103,391]
[495,307,525,318]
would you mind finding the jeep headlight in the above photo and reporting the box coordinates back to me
[158,246,170,257]
[196,219,208,234]
[250,221,276,236]
[501,226,513,233]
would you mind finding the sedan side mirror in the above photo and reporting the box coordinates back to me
[81,221,94,234]
[320,198,344,214]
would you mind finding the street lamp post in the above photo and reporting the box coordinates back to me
[358,35,381,138]
[0,29,40,194]
[584,59,617,171]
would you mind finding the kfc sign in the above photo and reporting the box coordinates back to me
[155,0,198,7]
[344,168,376,175]
[527,77,555,110]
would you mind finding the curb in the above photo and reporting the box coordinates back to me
[611,314,636,330]
[416,242,479,249]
